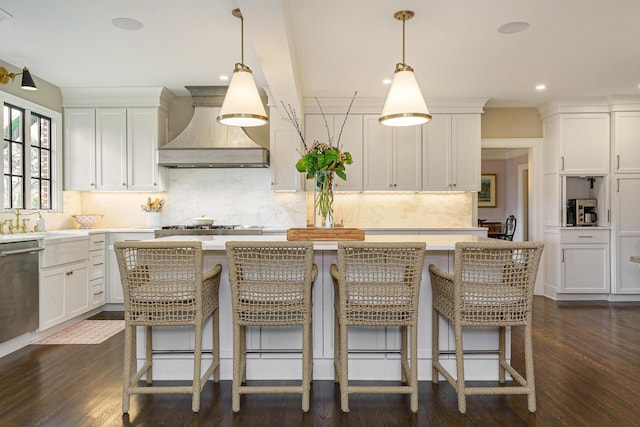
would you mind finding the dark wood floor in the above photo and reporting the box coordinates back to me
[1,297,639,427]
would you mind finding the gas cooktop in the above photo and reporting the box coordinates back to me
[155,225,264,237]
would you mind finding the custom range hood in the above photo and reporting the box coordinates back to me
[158,86,269,168]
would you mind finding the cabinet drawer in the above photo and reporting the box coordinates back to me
[89,251,105,280]
[91,277,106,305]
[90,233,106,251]
[41,238,89,268]
[561,229,609,244]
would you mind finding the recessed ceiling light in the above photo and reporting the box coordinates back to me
[497,21,530,34]
[536,84,546,91]
[220,75,229,81]
[111,17,144,31]
[382,78,392,85]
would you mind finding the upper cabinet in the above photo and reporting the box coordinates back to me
[305,114,364,191]
[364,115,422,191]
[422,114,481,191]
[543,113,610,175]
[61,87,171,192]
[612,112,640,174]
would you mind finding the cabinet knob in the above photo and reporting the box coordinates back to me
[393,184,397,187]
[66,271,74,276]
[122,183,126,186]
[452,183,457,187]
[90,183,95,186]
[153,182,157,186]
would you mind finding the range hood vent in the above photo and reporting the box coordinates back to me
[158,86,269,168]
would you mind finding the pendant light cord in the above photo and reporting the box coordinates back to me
[402,16,406,66]
[240,14,244,65]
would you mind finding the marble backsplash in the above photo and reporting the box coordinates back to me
[75,169,473,229]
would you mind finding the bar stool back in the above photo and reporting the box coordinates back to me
[429,240,544,414]
[114,241,221,413]
[331,241,426,412]
[226,241,317,412]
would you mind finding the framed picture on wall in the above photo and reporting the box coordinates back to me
[479,174,497,207]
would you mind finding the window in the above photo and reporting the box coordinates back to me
[2,96,60,211]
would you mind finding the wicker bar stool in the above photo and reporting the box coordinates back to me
[225,241,317,412]
[330,242,426,413]
[429,241,544,414]
[114,241,222,413]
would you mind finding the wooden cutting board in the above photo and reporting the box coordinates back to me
[286,228,365,241]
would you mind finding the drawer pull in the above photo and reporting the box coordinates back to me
[93,291,104,296]
[577,235,593,238]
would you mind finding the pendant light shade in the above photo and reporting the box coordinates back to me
[217,63,268,127]
[217,9,268,127]
[379,11,430,127]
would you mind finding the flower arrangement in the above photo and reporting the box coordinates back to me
[282,92,357,227]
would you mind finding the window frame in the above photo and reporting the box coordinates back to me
[1,91,62,213]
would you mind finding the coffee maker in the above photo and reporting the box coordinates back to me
[567,199,598,226]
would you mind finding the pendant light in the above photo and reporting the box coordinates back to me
[379,10,430,127]
[217,9,268,127]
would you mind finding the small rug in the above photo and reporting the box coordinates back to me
[35,320,125,345]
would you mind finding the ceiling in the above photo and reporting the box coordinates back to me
[2,0,640,112]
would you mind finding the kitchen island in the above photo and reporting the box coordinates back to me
[138,234,503,382]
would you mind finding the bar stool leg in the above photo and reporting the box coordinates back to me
[410,325,418,413]
[213,307,220,382]
[192,323,203,412]
[302,320,311,412]
[232,323,242,413]
[340,322,349,413]
[524,325,537,412]
[499,326,506,383]
[145,326,152,384]
[432,309,439,384]
[122,324,133,414]
[401,325,408,383]
[454,323,467,414]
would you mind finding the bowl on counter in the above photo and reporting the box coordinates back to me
[72,214,103,229]
[192,216,214,226]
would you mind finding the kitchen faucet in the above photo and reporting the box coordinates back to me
[6,209,40,234]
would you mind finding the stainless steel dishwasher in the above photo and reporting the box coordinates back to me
[0,240,44,343]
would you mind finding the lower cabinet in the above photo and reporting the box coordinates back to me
[40,262,89,330]
[89,233,106,308]
[107,231,155,304]
[545,228,611,295]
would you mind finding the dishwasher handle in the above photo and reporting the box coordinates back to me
[0,246,45,257]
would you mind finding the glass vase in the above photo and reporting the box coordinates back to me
[314,171,334,228]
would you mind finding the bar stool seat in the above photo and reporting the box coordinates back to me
[114,241,221,413]
[331,241,426,413]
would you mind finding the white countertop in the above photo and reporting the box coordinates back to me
[0,228,154,244]
[152,234,489,251]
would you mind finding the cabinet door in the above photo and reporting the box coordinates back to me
[39,269,66,330]
[96,108,127,190]
[451,114,481,191]
[614,176,640,293]
[364,115,394,190]
[560,114,610,175]
[270,128,302,191]
[560,245,610,293]
[422,115,452,190]
[66,264,90,318]
[393,126,422,190]
[128,108,161,191]
[613,112,640,174]
[107,232,154,304]
[63,109,95,190]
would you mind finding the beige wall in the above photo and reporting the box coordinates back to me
[481,107,542,138]
[0,60,62,112]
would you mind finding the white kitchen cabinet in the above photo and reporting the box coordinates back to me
[107,231,154,304]
[63,109,96,190]
[543,113,610,175]
[95,108,127,190]
[613,175,640,293]
[270,128,301,191]
[422,114,481,191]
[613,112,640,174]
[39,237,90,331]
[305,114,363,191]
[62,88,170,192]
[559,229,610,294]
[363,115,421,191]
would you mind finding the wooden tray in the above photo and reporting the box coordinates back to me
[286,228,365,241]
